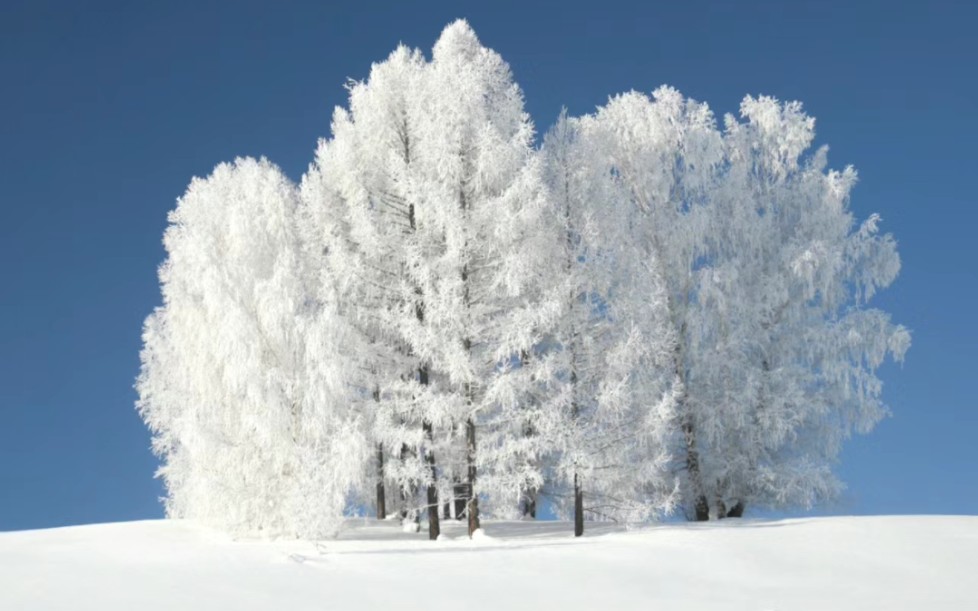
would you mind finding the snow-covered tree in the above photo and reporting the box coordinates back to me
[542,109,679,535]
[391,20,562,536]
[581,87,723,520]
[302,22,561,538]
[137,23,910,537]
[687,96,911,516]
[583,88,909,519]
[300,44,439,535]
[137,157,363,538]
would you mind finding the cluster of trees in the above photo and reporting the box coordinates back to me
[136,21,909,540]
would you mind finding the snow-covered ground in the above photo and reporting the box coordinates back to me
[2,515,975,610]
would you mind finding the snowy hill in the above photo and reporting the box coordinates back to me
[2,516,975,610]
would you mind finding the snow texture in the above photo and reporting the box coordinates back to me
[3,516,975,610]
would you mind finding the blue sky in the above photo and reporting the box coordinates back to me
[1,0,974,530]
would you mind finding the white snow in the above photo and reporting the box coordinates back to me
[2,516,975,610]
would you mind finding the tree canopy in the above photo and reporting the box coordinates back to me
[137,20,908,539]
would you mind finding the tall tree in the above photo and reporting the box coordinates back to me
[398,20,561,536]
[137,157,362,538]
[543,110,679,535]
[302,21,561,536]
[583,87,723,520]
[584,88,909,518]
[300,44,439,536]
[688,95,910,516]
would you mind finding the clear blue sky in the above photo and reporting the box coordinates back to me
[1,0,974,531]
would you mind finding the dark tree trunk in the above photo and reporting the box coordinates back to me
[398,442,411,522]
[574,473,584,537]
[398,441,420,529]
[373,387,386,520]
[716,498,726,520]
[422,439,439,539]
[682,416,709,521]
[726,501,745,518]
[466,416,480,537]
[375,443,386,520]
[420,365,440,541]
[454,482,469,520]
[522,489,537,519]
[456,181,478,537]
[675,320,708,522]
[563,185,586,537]
[407,196,439,540]
[444,424,460,520]
[518,350,539,521]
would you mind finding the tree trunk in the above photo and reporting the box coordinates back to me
[726,501,745,518]
[518,350,539,521]
[716,498,726,520]
[674,319,708,521]
[375,443,386,520]
[564,181,586,537]
[372,386,386,520]
[466,416,480,537]
[408,194,439,540]
[574,472,584,537]
[422,445,439,539]
[522,488,537,519]
[444,424,460,519]
[681,417,709,521]
[398,441,411,522]
[420,365,440,540]
[398,440,420,530]
[453,481,468,520]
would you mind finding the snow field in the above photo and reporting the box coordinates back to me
[2,515,975,610]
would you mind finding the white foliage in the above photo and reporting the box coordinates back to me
[541,110,679,522]
[579,89,909,516]
[137,22,908,533]
[137,158,363,538]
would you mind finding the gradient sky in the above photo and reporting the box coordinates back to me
[1,0,975,531]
